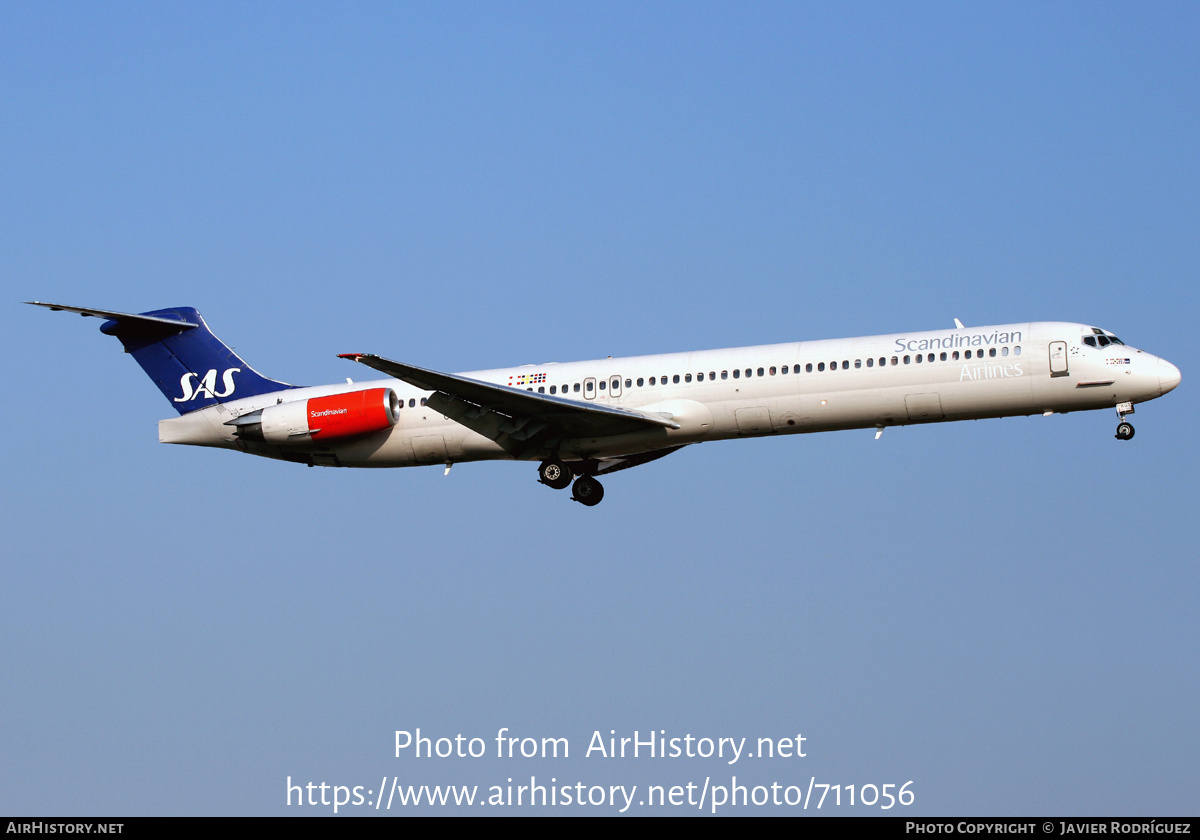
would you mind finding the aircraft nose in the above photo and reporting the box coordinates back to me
[1158,358,1181,395]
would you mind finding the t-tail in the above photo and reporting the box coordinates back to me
[27,302,296,412]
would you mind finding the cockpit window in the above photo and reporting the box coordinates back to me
[1088,327,1124,346]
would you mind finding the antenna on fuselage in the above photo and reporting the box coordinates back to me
[953,318,965,329]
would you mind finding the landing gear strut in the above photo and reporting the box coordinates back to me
[571,475,605,506]
[538,459,573,490]
[1115,402,1135,441]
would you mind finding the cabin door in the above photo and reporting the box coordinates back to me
[1049,341,1069,377]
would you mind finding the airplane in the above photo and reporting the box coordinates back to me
[28,302,1181,506]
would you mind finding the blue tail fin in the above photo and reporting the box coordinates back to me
[29,303,297,413]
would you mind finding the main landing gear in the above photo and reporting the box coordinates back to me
[570,475,604,507]
[537,459,605,506]
[1114,402,1135,441]
[537,458,572,490]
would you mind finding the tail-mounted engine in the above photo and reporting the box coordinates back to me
[228,388,401,444]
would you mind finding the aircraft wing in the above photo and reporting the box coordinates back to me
[339,353,680,456]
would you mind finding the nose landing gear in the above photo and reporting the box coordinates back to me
[1114,402,1135,440]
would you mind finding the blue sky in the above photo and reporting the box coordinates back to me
[2,2,1197,815]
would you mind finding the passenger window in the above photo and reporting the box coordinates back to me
[722,371,728,380]
[952,351,959,360]
[599,380,605,390]
[549,385,556,394]
[806,363,813,373]
[574,383,581,392]
[586,381,594,392]
[989,348,997,357]
[866,358,874,367]
[1001,347,1009,356]
[625,379,631,388]
[964,350,972,359]
[1014,346,1022,355]
[684,374,692,383]
[855,359,861,369]
[915,354,922,364]
[880,357,887,367]
[890,357,898,366]
[733,369,740,378]
[409,398,416,407]
[697,372,704,381]
[673,374,680,384]
[709,371,715,379]
[842,360,849,370]
[940,352,947,361]
[538,386,545,393]
[420,398,427,406]
[745,369,752,378]
[637,378,644,387]
[757,367,765,377]
[649,377,656,386]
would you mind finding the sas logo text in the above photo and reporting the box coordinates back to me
[175,368,241,402]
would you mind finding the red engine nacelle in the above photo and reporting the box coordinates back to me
[306,388,401,440]
[256,388,401,444]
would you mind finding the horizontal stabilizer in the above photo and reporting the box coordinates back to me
[27,301,197,342]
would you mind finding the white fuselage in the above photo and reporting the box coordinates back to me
[158,321,1180,468]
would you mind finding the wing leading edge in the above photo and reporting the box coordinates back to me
[339,353,680,457]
